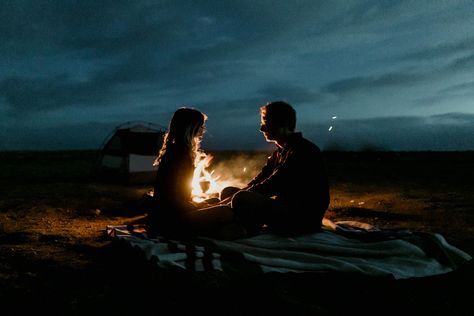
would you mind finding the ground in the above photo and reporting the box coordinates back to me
[0,150,473,315]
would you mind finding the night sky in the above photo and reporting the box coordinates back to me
[2,0,474,151]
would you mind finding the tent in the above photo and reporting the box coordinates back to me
[95,121,166,184]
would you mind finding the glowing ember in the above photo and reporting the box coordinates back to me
[191,153,230,202]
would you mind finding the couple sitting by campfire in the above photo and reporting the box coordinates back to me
[147,101,330,239]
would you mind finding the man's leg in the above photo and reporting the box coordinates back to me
[231,190,287,234]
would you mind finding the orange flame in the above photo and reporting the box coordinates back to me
[191,153,230,203]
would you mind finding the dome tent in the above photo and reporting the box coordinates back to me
[96,121,166,184]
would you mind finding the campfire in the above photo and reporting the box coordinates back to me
[191,153,231,203]
[147,152,251,203]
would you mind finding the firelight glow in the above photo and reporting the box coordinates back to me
[191,153,231,203]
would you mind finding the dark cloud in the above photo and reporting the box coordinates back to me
[320,50,474,102]
[0,0,323,58]
[429,112,474,125]
[257,82,323,104]
[1,1,474,151]
[399,37,474,62]
[417,81,474,107]
[0,121,118,151]
[1,1,175,57]
[0,74,117,114]
[1,76,97,113]
[447,53,474,72]
[308,113,474,151]
[3,0,323,114]
[199,97,267,129]
[322,72,423,95]
[440,81,474,94]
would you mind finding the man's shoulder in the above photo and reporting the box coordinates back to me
[296,134,321,152]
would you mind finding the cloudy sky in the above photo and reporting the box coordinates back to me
[2,0,474,151]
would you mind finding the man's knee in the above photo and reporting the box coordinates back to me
[231,190,254,207]
[220,186,240,200]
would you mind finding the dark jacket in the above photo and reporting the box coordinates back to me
[150,144,196,236]
[248,132,330,231]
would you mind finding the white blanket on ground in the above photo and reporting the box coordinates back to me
[106,219,472,280]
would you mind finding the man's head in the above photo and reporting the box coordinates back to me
[259,101,296,145]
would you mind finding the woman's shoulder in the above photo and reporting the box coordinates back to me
[162,144,192,162]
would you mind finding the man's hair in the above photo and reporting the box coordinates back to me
[260,101,296,131]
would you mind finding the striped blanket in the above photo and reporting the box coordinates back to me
[106,219,471,280]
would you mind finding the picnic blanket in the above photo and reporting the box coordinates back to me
[106,218,472,280]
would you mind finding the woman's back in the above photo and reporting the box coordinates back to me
[150,144,196,236]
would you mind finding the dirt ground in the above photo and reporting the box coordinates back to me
[0,150,473,315]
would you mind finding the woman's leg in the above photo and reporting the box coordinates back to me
[184,205,236,236]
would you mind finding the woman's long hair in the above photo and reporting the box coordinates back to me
[154,107,207,166]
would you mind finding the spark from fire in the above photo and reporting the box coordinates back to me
[328,115,337,132]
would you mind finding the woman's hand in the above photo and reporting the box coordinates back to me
[192,197,220,208]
